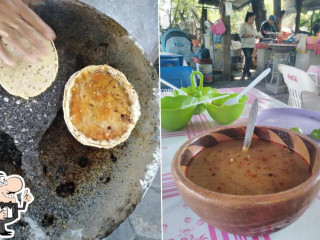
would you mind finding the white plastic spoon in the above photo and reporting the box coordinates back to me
[182,94,230,108]
[242,99,259,152]
[222,68,271,106]
[160,78,188,96]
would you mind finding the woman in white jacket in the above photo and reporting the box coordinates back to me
[239,12,260,79]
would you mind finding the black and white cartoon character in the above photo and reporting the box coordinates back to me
[0,171,33,238]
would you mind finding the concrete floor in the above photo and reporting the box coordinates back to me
[78,1,161,240]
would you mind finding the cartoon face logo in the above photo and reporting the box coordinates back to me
[0,171,33,238]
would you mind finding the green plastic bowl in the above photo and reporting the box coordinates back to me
[204,93,248,125]
[173,87,218,115]
[173,86,217,96]
[193,102,206,115]
[161,95,197,131]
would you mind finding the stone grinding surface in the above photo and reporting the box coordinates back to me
[0,0,159,239]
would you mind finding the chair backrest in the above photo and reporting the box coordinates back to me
[160,66,193,90]
[278,64,320,108]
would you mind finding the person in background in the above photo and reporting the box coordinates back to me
[260,15,277,38]
[0,0,56,66]
[239,12,261,80]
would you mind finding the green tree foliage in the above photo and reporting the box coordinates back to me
[170,0,202,28]
[299,9,320,34]
[161,0,278,34]
[311,10,320,34]
[230,5,251,33]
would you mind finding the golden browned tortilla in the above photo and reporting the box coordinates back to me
[63,65,141,148]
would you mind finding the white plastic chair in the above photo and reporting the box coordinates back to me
[278,64,320,108]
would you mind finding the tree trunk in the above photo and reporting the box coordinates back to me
[221,0,231,81]
[311,11,315,35]
[251,0,267,31]
[295,0,303,33]
[201,6,207,35]
[169,0,180,28]
[273,0,282,31]
[191,9,201,37]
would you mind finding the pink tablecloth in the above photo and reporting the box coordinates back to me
[307,65,320,85]
[162,87,320,240]
[254,42,269,51]
[306,43,320,55]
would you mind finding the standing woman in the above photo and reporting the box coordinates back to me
[239,12,260,79]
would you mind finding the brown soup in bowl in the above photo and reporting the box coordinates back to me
[186,139,310,195]
[172,125,320,236]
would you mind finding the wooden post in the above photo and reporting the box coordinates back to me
[221,0,231,81]
[295,0,303,33]
[201,6,207,35]
[273,0,282,31]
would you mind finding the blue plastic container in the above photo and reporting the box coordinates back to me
[160,54,184,67]
[160,66,193,89]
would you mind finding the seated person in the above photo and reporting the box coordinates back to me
[260,15,277,38]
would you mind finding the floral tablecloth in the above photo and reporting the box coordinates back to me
[162,87,320,240]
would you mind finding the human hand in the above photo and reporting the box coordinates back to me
[0,210,5,220]
[0,0,56,66]
[23,189,34,203]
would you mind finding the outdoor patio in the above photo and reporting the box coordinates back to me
[204,70,289,104]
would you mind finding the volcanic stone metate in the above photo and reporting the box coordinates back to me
[0,0,159,239]
[0,131,22,176]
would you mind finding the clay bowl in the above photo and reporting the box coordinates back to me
[172,125,320,236]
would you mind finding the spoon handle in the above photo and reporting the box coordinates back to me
[182,94,230,108]
[242,99,259,152]
[237,68,271,101]
[160,78,188,95]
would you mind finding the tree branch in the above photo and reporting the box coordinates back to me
[170,0,181,28]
